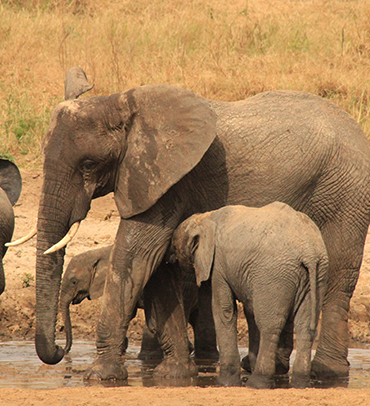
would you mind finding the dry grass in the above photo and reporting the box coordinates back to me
[1,0,370,167]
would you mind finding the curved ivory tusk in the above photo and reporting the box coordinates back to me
[44,222,80,255]
[5,226,37,247]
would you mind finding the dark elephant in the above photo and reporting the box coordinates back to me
[60,245,217,360]
[28,67,370,381]
[0,159,22,295]
[170,202,329,388]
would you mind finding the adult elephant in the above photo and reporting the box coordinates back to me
[31,67,370,381]
[0,159,22,295]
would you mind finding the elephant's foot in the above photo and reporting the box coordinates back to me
[242,354,289,376]
[153,357,198,380]
[291,373,311,389]
[84,357,128,382]
[217,372,241,387]
[311,357,349,380]
[245,373,274,389]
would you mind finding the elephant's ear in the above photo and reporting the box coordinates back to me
[114,85,217,219]
[192,218,216,287]
[0,159,22,206]
[64,67,94,100]
[89,259,108,301]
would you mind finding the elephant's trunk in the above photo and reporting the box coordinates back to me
[60,289,73,354]
[35,189,72,365]
[35,157,92,365]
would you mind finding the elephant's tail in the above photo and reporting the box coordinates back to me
[304,254,328,341]
[305,259,319,340]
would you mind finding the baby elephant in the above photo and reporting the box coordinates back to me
[60,246,112,354]
[171,202,328,389]
[60,245,218,360]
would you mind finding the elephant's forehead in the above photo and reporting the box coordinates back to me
[43,100,90,150]
[48,101,82,131]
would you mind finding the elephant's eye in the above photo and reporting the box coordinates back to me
[81,159,98,172]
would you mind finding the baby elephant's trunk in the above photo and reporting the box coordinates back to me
[59,290,73,354]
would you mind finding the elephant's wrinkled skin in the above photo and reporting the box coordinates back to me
[171,202,328,389]
[60,245,218,360]
[35,67,370,381]
[0,159,22,295]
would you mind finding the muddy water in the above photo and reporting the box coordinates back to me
[0,341,370,389]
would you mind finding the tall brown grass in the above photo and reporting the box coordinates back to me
[1,0,370,167]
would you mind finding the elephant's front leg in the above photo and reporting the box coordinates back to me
[144,262,197,379]
[191,281,219,360]
[83,234,139,381]
[84,215,187,381]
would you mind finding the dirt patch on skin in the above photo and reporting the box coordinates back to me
[1,169,370,404]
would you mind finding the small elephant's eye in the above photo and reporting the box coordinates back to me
[71,278,77,285]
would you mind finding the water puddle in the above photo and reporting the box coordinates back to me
[0,341,370,389]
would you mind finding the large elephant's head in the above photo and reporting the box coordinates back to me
[35,67,217,365]
[60,245,112,354]
[0,159,22,295]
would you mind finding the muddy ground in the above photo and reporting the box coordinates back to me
[1,169,370,404]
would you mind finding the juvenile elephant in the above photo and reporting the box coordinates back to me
[60,245,218,360]
[25,67,370,381]
[0,159,22,295]
[171,202,329,389]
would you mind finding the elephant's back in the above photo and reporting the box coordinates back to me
[216,203,327,261]
[206,91,370,227]
[210,90,370,158]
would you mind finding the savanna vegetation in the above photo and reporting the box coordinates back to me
[1,0,370,167]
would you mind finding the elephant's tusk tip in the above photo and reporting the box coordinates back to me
[5,227,37,247]
[44,246,57,255]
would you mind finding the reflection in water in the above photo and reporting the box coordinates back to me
[0,341,370,389]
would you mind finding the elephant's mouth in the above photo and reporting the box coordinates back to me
[72,291,90,305]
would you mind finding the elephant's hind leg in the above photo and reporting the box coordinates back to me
[312,215,369,380]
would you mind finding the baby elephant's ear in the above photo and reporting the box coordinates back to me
[193,218,216,286]
[89,260,108,300]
